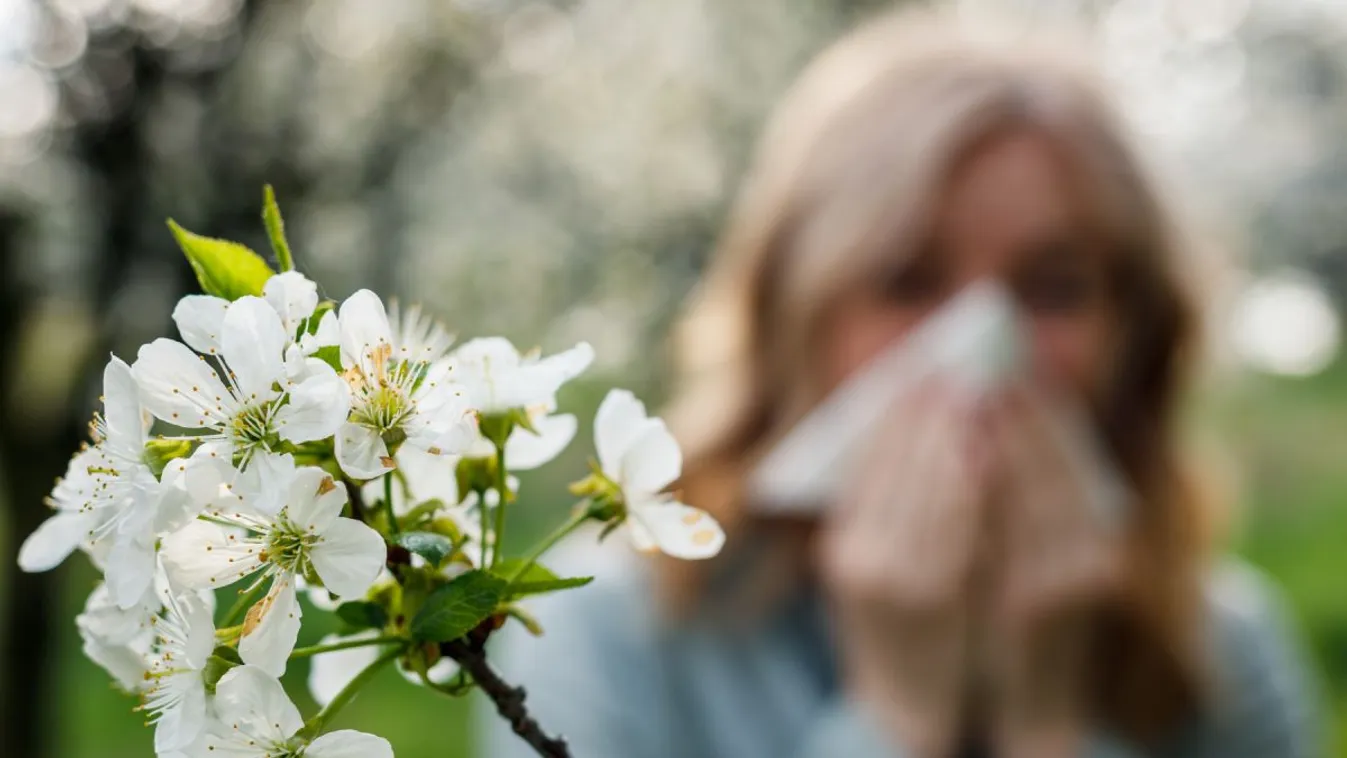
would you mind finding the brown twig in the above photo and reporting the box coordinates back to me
[441,628,571,758]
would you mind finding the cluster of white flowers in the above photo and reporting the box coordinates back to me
[17,229,724,758]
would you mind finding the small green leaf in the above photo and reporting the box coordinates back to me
[143,437,195,477]
[336,601,387,631]
[410,570,505,642]
[491,560,595,599]
[313,345,342,373]
[203,648,243,693]
[304,301,335,335]
[504,605,545,636]
[167,219,275,300]
[261,185,294,272]
[396,531,454,568]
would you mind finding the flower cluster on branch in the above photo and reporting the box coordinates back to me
[17,187,725,758]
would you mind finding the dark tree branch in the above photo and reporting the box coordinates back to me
[441,629,571,758]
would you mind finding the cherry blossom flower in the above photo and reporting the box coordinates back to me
[161,466,384,676]
[19,357,196,607]
[592,389,724,559]
[334,290,476,480]
[449,337,593,416]
[134,295,350,476]
[140,592,215,754]
[205,665,393,758]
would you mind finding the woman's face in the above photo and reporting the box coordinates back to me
[822,129,1120,402]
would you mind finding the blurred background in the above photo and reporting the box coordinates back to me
[0,0,1345,755]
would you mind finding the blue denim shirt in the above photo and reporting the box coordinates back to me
[481,537,1324,758]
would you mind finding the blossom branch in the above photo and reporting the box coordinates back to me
[441,631,571,758]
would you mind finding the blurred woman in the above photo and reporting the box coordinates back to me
[484,8,1322,758]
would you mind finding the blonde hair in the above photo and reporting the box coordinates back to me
[664,7,1212,742]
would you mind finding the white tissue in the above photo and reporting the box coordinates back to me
[748,282,1129,526]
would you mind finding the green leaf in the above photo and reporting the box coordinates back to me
[491,560,595,600]
[396,531,454,568]
[261,185,294,272]
[409,570,505,642]
[335,601,387,631]
[504,605,545,636]
[313,345,342,373]
[143,437,195,477]
[167,219,275,300]
[203,647,243,693]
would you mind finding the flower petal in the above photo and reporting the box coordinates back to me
[152,470,203,536]
[101,356,147,454]
[311,519,386,599]
[17,511,95,572]
[221,296,288,402]
[335,422,392,480]
[300,309,340,354]
[628,500,724,559]
[133,338,233,428]
[237,451,297,518]
[624,516,658,554]
[181,441,245,514]
[79,632,148,692]
[239,577,302,678]
[262,271,319,335]
[392,446,459,507]
[172,295,229,356]
[274,363,350,444]
[161,520,265,590]
[594,389,653,478]
[306,730,394,758]
[620,418,682,494]
[213,664,305,742]
[106,536,157,609]
[338,289,393,375]
[505,413,577,470]
[153,676,208,753]
[496,341,594,410]
[283,466,347,535]
[307,631,380,708]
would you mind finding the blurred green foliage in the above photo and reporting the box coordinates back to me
[12,365,1347,757]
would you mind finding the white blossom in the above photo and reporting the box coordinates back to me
[161,466,385,676]
[593,389,724,559]
[135,295,350,479]
[388,300,456,364]
[205,665,393,758]
[175,272,337,383]
[449,337,593,416]
[76,582,157,692]
[19,357,196,608]
[141,592,215,754]
[335,290,476,480]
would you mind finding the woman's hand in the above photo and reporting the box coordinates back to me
[983,385,1124,758]
[817,383,986,758]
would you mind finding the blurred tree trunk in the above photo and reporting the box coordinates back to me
[0,211,69,758]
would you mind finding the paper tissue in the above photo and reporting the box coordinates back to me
[748,282,1129,527]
